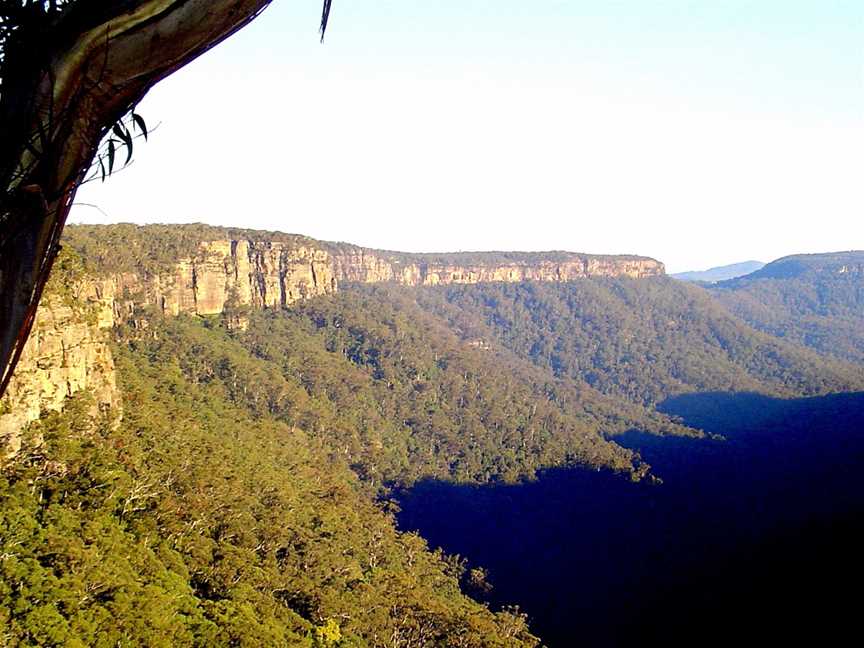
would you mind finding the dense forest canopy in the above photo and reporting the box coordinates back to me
[395,279,864,405]
[0,2,857,643]
[1,263,540,645]
[2,230,863,644]
[736,251,864,280]
[0,3,857,646]
[710,251,864,363]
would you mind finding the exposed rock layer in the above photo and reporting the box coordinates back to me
[103,241,337,322]
[1,228,665,449]
[0,286,119,457]
[330,249,665,286]
[81,237,664,320]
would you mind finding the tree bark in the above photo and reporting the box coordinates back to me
[0,0,276,396]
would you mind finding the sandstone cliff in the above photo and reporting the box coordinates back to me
[0,281,119,457]
[63,225,665,322]
[1,225,666,449]
[104,242,664,317]
[101,240,337,323]
[328,247,665,286]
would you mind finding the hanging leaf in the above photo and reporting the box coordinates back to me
[98,155,106,182]
[132,112,148,141]
[107,139,116,175]
[320,0,333,42]
[23,137,41,158]
[113,124,134,165]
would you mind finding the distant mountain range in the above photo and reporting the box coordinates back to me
[672,260,765,283]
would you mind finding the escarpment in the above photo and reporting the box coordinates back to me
[101,241,662,322]
[1,223,665,447]
[63,225,665,323]
[101,240,337,323]
[329,246,665,285]
[0,279,120,456]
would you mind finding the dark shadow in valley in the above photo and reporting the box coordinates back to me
[395,392,864,647]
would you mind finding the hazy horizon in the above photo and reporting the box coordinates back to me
[69,1,863,274]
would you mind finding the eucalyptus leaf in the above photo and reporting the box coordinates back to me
[107,139,116,175]
[132,113,149,141]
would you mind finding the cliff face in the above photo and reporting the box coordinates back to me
[104,240,337,322]
[314,248,664,287]
[1,226,666,454]
[67,230,664,322]
[0,284,120,457]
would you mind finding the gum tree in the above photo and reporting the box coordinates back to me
[0,0,333,395]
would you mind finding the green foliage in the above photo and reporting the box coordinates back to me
[321,243,653,270]
[0,396,215,647]
[227,290,677,483]
[396,279,864,405]
[41,248,99,324]
[311,619,341,647]
[62,224,319,276]
[0,317,540,646]
[712,253,864,364]
[8,238,860,646]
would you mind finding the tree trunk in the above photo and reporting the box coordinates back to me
[0,186,57,397]
[0,0,279,396]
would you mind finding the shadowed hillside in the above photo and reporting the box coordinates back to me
[397,391,864,647]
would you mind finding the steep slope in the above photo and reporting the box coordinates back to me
[0,252,120,456]
[394,278,864,406]
[711,251,864,364]
[1,237,683,646]
[0,313,540,647]
[6,226,862,647]
[229,291,692,485]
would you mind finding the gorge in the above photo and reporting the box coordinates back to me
[1,225,862,647]
[1,224,665,449]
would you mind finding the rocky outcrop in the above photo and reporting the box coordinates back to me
[104,240,337,322]
[1,226,666,455]
[75,234,663,322]
[329,248,665,286]
[0,285,120,457]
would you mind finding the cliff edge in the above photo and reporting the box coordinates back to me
[62,224,665,321]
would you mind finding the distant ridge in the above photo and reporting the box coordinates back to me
[672,260,764,283]
[732,250,864,281]
[711,250,864,364]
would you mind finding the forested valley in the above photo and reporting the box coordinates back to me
[1,234,862,646]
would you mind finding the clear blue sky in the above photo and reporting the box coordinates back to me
[72,1,863,272]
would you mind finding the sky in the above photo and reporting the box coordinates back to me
[70,1,863,273]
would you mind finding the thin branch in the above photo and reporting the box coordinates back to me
[70,201,109,219]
